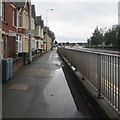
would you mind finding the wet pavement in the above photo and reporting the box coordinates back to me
[2,49,94,118]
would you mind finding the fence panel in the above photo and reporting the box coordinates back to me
[57,48,120,113]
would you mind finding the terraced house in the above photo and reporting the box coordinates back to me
[35,16,44,53]
[1,0,55,73]
[44,27,55,52]
[2,2,18,58]
[31,5,37,55]
[15,1,29,56]
[1,1,30,58]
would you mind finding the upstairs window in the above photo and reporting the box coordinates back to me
[18,11,22,27]
[12,8,16,26]
[2,2,5,21]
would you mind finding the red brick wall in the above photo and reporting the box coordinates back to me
[2,2,17,59]
[13,57,24,73]
[3,35,9,58]
[9,36,16,58]
[2,2,17,33]
[25,2,29,13]
[3,35,16,58]
[18,28,26,34]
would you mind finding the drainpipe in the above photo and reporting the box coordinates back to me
[28,0,32,64]
[0,1,1,61]
[0,0,2,119]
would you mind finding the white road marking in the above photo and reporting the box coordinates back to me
[49,53,52,60]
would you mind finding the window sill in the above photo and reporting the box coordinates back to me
[12,25,17,29]
[18,27,26,29]
[2,20,8,25]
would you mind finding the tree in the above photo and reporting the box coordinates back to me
[87,25,119,48]
[104,25,119,47]
[118,26,120,47]
[90,27,104,45]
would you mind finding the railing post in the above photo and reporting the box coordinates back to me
[118,57,120,113]
[97,54,103,99]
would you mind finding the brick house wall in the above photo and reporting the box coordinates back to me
[2,2,17,58]
[17,2,30,54]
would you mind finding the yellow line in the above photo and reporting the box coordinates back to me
[101,79,119,95]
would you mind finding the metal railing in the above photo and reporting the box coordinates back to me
[57,47,120,113]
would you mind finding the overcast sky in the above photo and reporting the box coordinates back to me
[32,0,119,43]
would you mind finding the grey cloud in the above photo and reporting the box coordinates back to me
[46,2,117,21]
[32,1,118,42]
[56,35,87,43]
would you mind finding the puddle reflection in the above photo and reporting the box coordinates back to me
[44,67,91,118]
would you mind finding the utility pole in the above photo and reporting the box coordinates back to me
[28,0,32,64]
[0,0,1,60]
[118,1,120,25]
[0,0,2,119]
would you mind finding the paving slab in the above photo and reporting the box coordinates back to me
[2,49,93,118]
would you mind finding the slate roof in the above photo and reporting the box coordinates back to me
[14,1,26,8]
[31,5,36,20]
[36,16,44,28]
[36,16,42,25]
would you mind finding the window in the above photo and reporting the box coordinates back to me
[16,35,22,53]
[0,1,2,17]
[37,30,39,35]
[37,41,39,50]
[12,8,16,26]
[1,34,4,56]
[2,2,4,20]
[12,9,15,25]
[18,11,22,27]
[26,14,28,29]
[5,36,8,49]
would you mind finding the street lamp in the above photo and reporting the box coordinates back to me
[46,9,54,27]
[46,9,54,52]
[28,0,32,64]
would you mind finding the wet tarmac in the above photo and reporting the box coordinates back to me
[2,49,95,118]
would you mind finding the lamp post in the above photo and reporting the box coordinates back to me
[46,9,53,52]
[28,0,32,64]
[0,3,1,57]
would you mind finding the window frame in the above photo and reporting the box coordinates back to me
[16,34,22,53]
[12,8,17,26]
[18,11,22,27]
[2,2,5,21]
[5,35,8,49]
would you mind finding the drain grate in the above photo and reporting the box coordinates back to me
[8,84,29,91]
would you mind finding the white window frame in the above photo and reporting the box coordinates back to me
[12,8,15,26]
[5,36,8,49]
[18,11,22,27]
[2,2,5,21]
[1,34,4,58]
[16,35,22,53]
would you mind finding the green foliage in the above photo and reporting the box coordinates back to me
[88,25,119,47]
[90,27,104,45]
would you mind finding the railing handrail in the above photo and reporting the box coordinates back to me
[65,48,120,57]
[58,47,120,114]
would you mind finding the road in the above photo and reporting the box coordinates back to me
[2,49,97,118]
